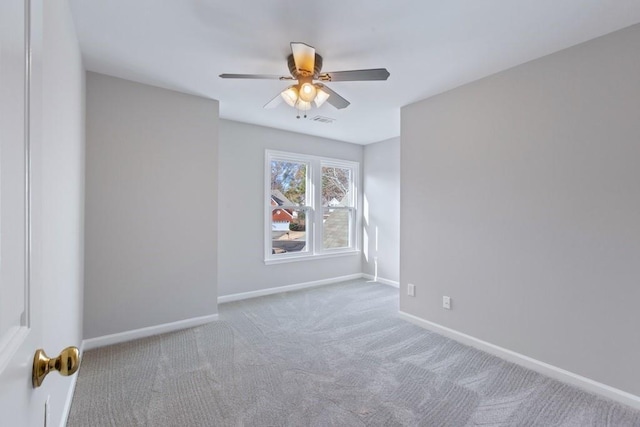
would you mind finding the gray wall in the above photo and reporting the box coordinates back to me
[41,0,85,424]
[218,119,363,297]
[362,137,400,284]
[84,72,219,339]
[401,24,640,396]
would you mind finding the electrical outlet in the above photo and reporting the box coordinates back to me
[407,283,416,297]
[442,296,451,310]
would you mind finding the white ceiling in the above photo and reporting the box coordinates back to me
[69,0,640,144]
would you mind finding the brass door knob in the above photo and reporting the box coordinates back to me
[32,346,80,388]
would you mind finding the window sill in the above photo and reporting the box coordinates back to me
[264,250,360,265]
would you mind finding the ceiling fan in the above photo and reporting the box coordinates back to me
[219,42,390,118]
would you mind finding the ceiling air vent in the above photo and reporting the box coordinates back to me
[310,115,336,124]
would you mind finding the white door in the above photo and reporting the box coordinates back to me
[0,0,44,425]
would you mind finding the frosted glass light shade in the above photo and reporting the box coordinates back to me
[297,100,311,111]
[299,82,317,102]
[281,86,298,107]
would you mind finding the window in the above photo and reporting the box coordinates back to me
[321,164,354,250]
[265,150,359,263]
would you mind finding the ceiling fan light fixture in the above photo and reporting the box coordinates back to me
[280,86,298,107]
[221,41,390,116]
[314,87,330,107]
[299,82,317,102]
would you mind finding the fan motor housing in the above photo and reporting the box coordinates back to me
[288,53,323,78]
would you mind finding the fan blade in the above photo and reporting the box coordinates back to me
[290,42,315,76]
[219,73,293,80]
[316,84,350,109]
[264,92,283,109]
[318,68,390,82]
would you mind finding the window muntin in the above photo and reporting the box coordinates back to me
[265,151,358,262]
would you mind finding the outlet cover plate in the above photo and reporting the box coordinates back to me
[443,296,451,309]
[408,283,416,297]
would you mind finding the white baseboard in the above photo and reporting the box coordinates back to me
[82,314,219,351]
[59,341,84,427]
[218,274,363,303]
[398,311,640,411]
[362,274,400,288]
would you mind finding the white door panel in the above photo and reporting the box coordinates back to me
[0,0,44,425]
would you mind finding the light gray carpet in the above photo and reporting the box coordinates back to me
[68,280,640,426]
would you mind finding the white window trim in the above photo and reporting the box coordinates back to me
[265,150,360,264]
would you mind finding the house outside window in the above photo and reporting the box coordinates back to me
[265,150,359,263]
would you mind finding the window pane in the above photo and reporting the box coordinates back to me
[323,207,351,249]
[271,160,306,206]
[272,208,308,255]
[322,166,352,207]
